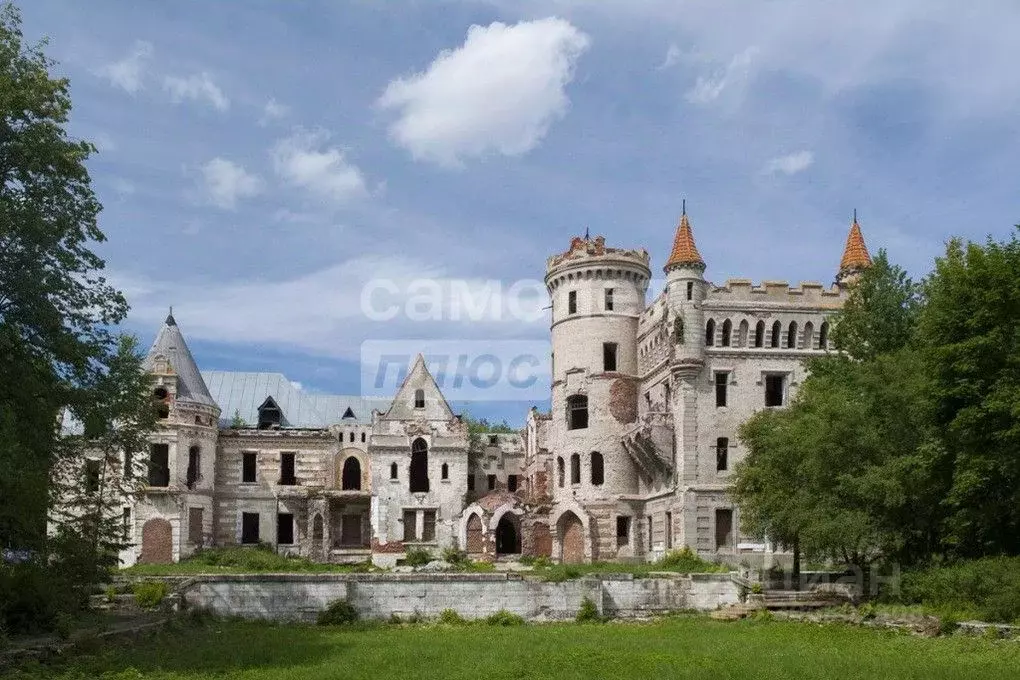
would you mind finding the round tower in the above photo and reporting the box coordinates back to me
[545,234,651,504]
[663,211,707,376]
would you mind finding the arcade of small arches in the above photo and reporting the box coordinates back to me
[460,505,587,564]
[703,317,830,351]
[555,451,604,488]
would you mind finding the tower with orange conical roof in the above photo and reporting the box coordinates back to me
[836,211,872,286]
[665,205,708,378]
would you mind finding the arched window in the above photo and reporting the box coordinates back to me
[361,432,366,443]
[591,452,604,486]
[409,438,429,492]
[413,389,425,408]
[348,431,354,443]
[341,456,361,491]
[390,462,398,480]
[754,321,765,348]
[803,321,815,350]
[787,321,798,349]
[312,513,323,541]
[557,457,565,488]
[819,321,829,349]
[186,445,200,489]
[738,320,749,347]
[705,319,716,347]
[720,319,732,347]
[441,462,449,480]
[566,394,588,430]
[570,453,581,485]
[771,321,782,348]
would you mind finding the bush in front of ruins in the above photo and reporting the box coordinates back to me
[133,581,169,609]
[575,596,603,623]
[402,549,433,567]
[657,547,728,573]
[317,598,359,626]
[442,548,466,565]
[890,557,1020,624]
[438,608,467,625]
[485,609,525,626]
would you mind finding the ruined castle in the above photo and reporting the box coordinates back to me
[119,213,871,567]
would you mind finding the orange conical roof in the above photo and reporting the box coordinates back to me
[664,212,705,271]
[839,216,872,274]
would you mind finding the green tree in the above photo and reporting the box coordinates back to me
[916,231,1020,557]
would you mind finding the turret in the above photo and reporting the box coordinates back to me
[836,212,872,287]
[664,209,707,377]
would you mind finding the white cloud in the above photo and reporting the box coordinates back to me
[109,177,136,197]
[200,158,263,209]
[260,98,290,124]
[658,43,681,70]
[163,72,230,111]
[763,150,814,176]
[378,18,590,166]
[685,47,757,104]
[271,129,367,203]
[96,41,153,94]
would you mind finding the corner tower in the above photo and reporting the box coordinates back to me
[545,235,651,541]
[664,210,707,377]
[836,212,872,287]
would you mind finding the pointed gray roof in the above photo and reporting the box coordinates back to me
[144,313,218,409]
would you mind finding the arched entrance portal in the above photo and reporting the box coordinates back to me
[466,513,483,554]
[558,512,584,564]
[140,518,173,564]
[495,514,521,555]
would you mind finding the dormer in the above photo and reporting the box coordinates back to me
[257,396,283,430]
[341,406,356,420]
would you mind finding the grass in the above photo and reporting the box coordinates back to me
[8,617,1017,679]
[529,548,730,582]
[122,546,377,575]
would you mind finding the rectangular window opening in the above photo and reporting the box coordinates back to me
[277,512,294,545]
[616,516,631,548]
[487,474,496,491]
[715,372,728,408]
[189,507,203,545]
[605,287,614,311]
[603,342,618,372]
[765,375,786,407]
[148,444,170,487]
[507,474,518,492]
[422,510,436,542]
[715,509,734,550]
[280,452,297,485]
[716,437,729,472]
[241,512,260,544]
[568,290,577,314]
[403,510,417,542]
[686,281,694,301]
[242,452,257,483]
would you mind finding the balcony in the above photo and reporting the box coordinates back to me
[620,411,675,484]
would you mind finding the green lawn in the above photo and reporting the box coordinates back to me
[10,617,1018,679]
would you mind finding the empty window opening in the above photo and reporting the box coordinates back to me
[186,446,200,489]
[122,507,131,541]
[195,415,202,425]
[341,456,361,490]
[686,281,694,300]
[616,516,631,548]
[605,287,614,311]
[771,321,782,348]
[422,510,436,542]
[361,431,366,443]
[153,386,169,400]
[340,514,364,547]
[721,319,732,347]
[754,321,765,348]
[664,381,671,404]
[787,321,798,349]
[156,403,169,419]
[279,452,297,486]
[489,435,498,446]
[568,290,577,314]
[390,462,398,480]
[591,451,605,485]
[487,474,496,491]
[715,372,729,408]
[603,342,618,372]
[496,514,521,554]
[819,321,829,349]
[570,453,581,485]
[715,508,734,550]
[468,474,476,491]
[312,513,324,541]
[241,512,260,544]
[705,319,716,346]
[665,511,673,549]
[257,397,282,430]
[409,438,430,492]
[803,321,815,350]
[441,462,449,480]
[84,459,101,494]
[413,389,425,408]
[507,474,518,492]
[149,444,170,487]
[566,394,589,430]
[765,375,786,407]
[241,452,257,483]
[403,510,417,542]
[188,507,203,545]
[648,516,653,550]
[349,432,354,443]
[716,437,729,471]
[557,457,565,487]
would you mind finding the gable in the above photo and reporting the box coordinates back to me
[382,354,454,421]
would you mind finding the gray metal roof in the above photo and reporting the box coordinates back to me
[201,370,390,428]
[143,313,218,408]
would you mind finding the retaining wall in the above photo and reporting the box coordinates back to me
[180,572,740,622]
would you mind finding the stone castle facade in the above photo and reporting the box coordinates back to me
[118,213,872,567]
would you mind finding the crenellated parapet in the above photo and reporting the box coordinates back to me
[706,279,847,309]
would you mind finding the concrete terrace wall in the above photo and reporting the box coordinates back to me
[180,572,740,622]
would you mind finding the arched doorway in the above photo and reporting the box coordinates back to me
[558,512,584,564]
[531,522,552,557]
[341,456,361,490]
[140,518,173,564]
[466,513,483,554]
[409,438,429,492]
[495,514,521,555]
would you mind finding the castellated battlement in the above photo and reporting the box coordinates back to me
[546,235,650,285]
[707,278,847,308]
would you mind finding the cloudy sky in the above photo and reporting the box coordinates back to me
[20,0,1020,424]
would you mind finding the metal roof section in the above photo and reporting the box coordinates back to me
[143,313,218,408]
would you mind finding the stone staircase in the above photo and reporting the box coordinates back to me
[711,586,850,621]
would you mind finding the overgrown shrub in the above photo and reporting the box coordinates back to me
[575,596,602,623]
[750,583,763,595]
[893,557,1020,624]
[133,581,169,609]
[403,549,433,567]
[442,548,466,565]
[657,547,727,573]
[104,585,118,603]
[438,608,466,625]
[0,563,67,634]
[485,609,525,626]
[317,598,359,625]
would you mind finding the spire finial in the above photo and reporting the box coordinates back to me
[682,198,686,216]
[584,226,590,240]
[853,208,857,223]
[165,306,176,326]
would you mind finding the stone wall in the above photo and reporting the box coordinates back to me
[180,572,739,622]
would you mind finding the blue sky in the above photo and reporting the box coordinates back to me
[19,0,1020,425]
